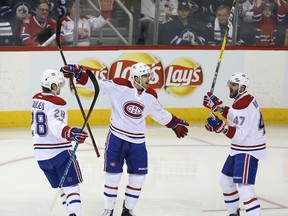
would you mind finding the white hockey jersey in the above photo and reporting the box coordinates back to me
[61,15,107,46]
[224,93,267,160]
[31,93,72,161]
[84,77,173,143]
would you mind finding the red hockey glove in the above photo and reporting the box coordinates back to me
[60,64,83,79]
[62,126,88,143]
[166,115,189,138]
[205,115,226,133]
[203,92,223,112]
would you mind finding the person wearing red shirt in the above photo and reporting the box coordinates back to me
[20,0,63,46]
[253,0,286,46]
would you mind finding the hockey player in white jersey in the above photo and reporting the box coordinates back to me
[31,69,88,216]
[60,62,189,216]
[203,73,266,216]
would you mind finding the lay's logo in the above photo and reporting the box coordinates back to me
[74,53,203,98]
[165,58,203,97]
[109,53,164,90]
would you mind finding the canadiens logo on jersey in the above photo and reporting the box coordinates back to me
[123,101,144,119]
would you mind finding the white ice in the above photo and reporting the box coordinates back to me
[0,125,287,216]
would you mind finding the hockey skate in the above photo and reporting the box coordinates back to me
[101,209,113,216]
[121,201,136,216]
[229,208,240,216]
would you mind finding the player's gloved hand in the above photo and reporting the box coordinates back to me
[60,64,83,79]
[203,92,223,112]
[205,115,226,133]
[166,115,189,138]
[62,126,88,143]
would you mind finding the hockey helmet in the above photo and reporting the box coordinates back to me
[228,73,249,88]
[130,62,153,81]
[41,69,65,90]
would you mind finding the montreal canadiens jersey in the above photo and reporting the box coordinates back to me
[31,93,72,161]
[85,77,173,143]
[20,16,57,46]
[226,93,267,160]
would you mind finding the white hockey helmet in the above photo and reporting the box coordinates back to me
[130,62,152,81]
[41,69,65,90]
[228,73,249,88]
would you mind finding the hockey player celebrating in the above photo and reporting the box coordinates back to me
[31,69,88,216]
[60,62,189,216]
[203,73,267,216]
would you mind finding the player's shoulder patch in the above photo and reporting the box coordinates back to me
[232,94,254,110]
[33,93,66,105]
[146,88,158,99]
[112,78,133,88]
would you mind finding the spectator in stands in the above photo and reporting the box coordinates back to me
[253,0,286,46]
[4,0,67,19]
[188,0,232,22]
[3,1,34,46]
[2,0,67,45]
[60,0,112,46]
[137,0,177,45]
[20,0,61,46]
[158,0,214,45]
[207,4,234,45]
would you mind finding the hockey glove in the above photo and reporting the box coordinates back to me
[60,64,83,79]
[205,115,226,133]
[203,92,223,112]
[166,115,189,138]
[62,126,88,143]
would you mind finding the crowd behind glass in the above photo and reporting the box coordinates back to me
[0,0,288,47]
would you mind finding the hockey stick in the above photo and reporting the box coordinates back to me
[56,19,100,157]
[210,0,237,94]
[50,69,99,212]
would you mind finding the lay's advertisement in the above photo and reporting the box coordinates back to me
[1,48,288,127]
[15,49,288,110]
[75,52,203,99]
